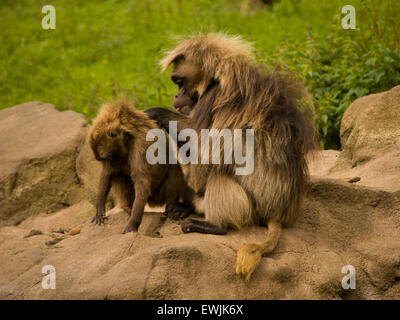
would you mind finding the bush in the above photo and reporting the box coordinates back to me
[265,1,400,149]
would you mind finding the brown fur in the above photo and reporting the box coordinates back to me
[155,33,318,279]
[89,98,193,233]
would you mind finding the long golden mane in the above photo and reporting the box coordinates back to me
[90,98,156,145]
[161,33,319,227]
[161,33,256,99]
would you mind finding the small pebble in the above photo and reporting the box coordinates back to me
[24,229,43,238]
[52,228,66,234]
[45,237,65,247]
[65,224,83,236]
[149,231,163,238]
[348,177,361,183]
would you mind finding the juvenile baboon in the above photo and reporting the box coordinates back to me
[89,98,193,234]
[146,33,318,280]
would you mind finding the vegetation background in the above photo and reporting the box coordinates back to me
[1,0,399,148]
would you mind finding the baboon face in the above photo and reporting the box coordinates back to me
[170,59,207,114]
[90,127,129,168]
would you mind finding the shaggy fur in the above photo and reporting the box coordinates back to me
[148,33,318,280]
[162,33,317,227]
[89,98,192,233]
[90,98,156,171]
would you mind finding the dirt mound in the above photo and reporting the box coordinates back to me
[0,91,399,299]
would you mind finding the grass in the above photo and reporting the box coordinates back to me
[0,0,347,115]
[1,0,399,149]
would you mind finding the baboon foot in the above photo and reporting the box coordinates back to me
[235,243,263,281]
[121,206,131,214]
[122,222,138,234]
[181,219,227,235]
[91,214,108,225]
[165,201,193,220]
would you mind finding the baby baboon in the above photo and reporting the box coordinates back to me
[89,98,193,233]
[146,33,318,280]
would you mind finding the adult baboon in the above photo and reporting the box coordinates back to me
[89,98,193,234]
[146,33,318,280]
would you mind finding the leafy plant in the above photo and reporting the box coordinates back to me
[265,1,400,149]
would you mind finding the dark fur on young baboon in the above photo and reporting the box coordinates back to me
[146,33,318,280]
[89,98,193,234]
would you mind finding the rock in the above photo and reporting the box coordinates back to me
[328,86,400,191]
[45,236,65,247]
[75,136,102,205]
[65,224,83,236]
[308,150,340,177]
[0,102,88,225]
[18,200,95,234]
[0,97,400,299]
[339,86,400,164]
[348,177,360,183]
[0,179,399,299]
[23,230,43,239]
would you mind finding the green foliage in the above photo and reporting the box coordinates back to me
[0,0,342,118]
[0,0,399,149]
[265,1,400,149]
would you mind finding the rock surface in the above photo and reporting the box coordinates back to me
[75,136,102,206]
[329,85,400,191]
[0,91,399,299]
[0,180,399,299]
[0,102,88,226]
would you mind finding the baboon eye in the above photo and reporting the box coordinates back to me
[172,76,184,86]
[109,129,118,138]
[125,132,133,140]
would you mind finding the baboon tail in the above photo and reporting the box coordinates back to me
[260,220,282,255]
[235,220,282,281]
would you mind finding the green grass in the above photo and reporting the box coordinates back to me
[1,0,399,149]
[0,0,346,115]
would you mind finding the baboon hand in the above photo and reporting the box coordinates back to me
[91,212,108,225]
[235,243,263,281]
[144,107,180,131]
